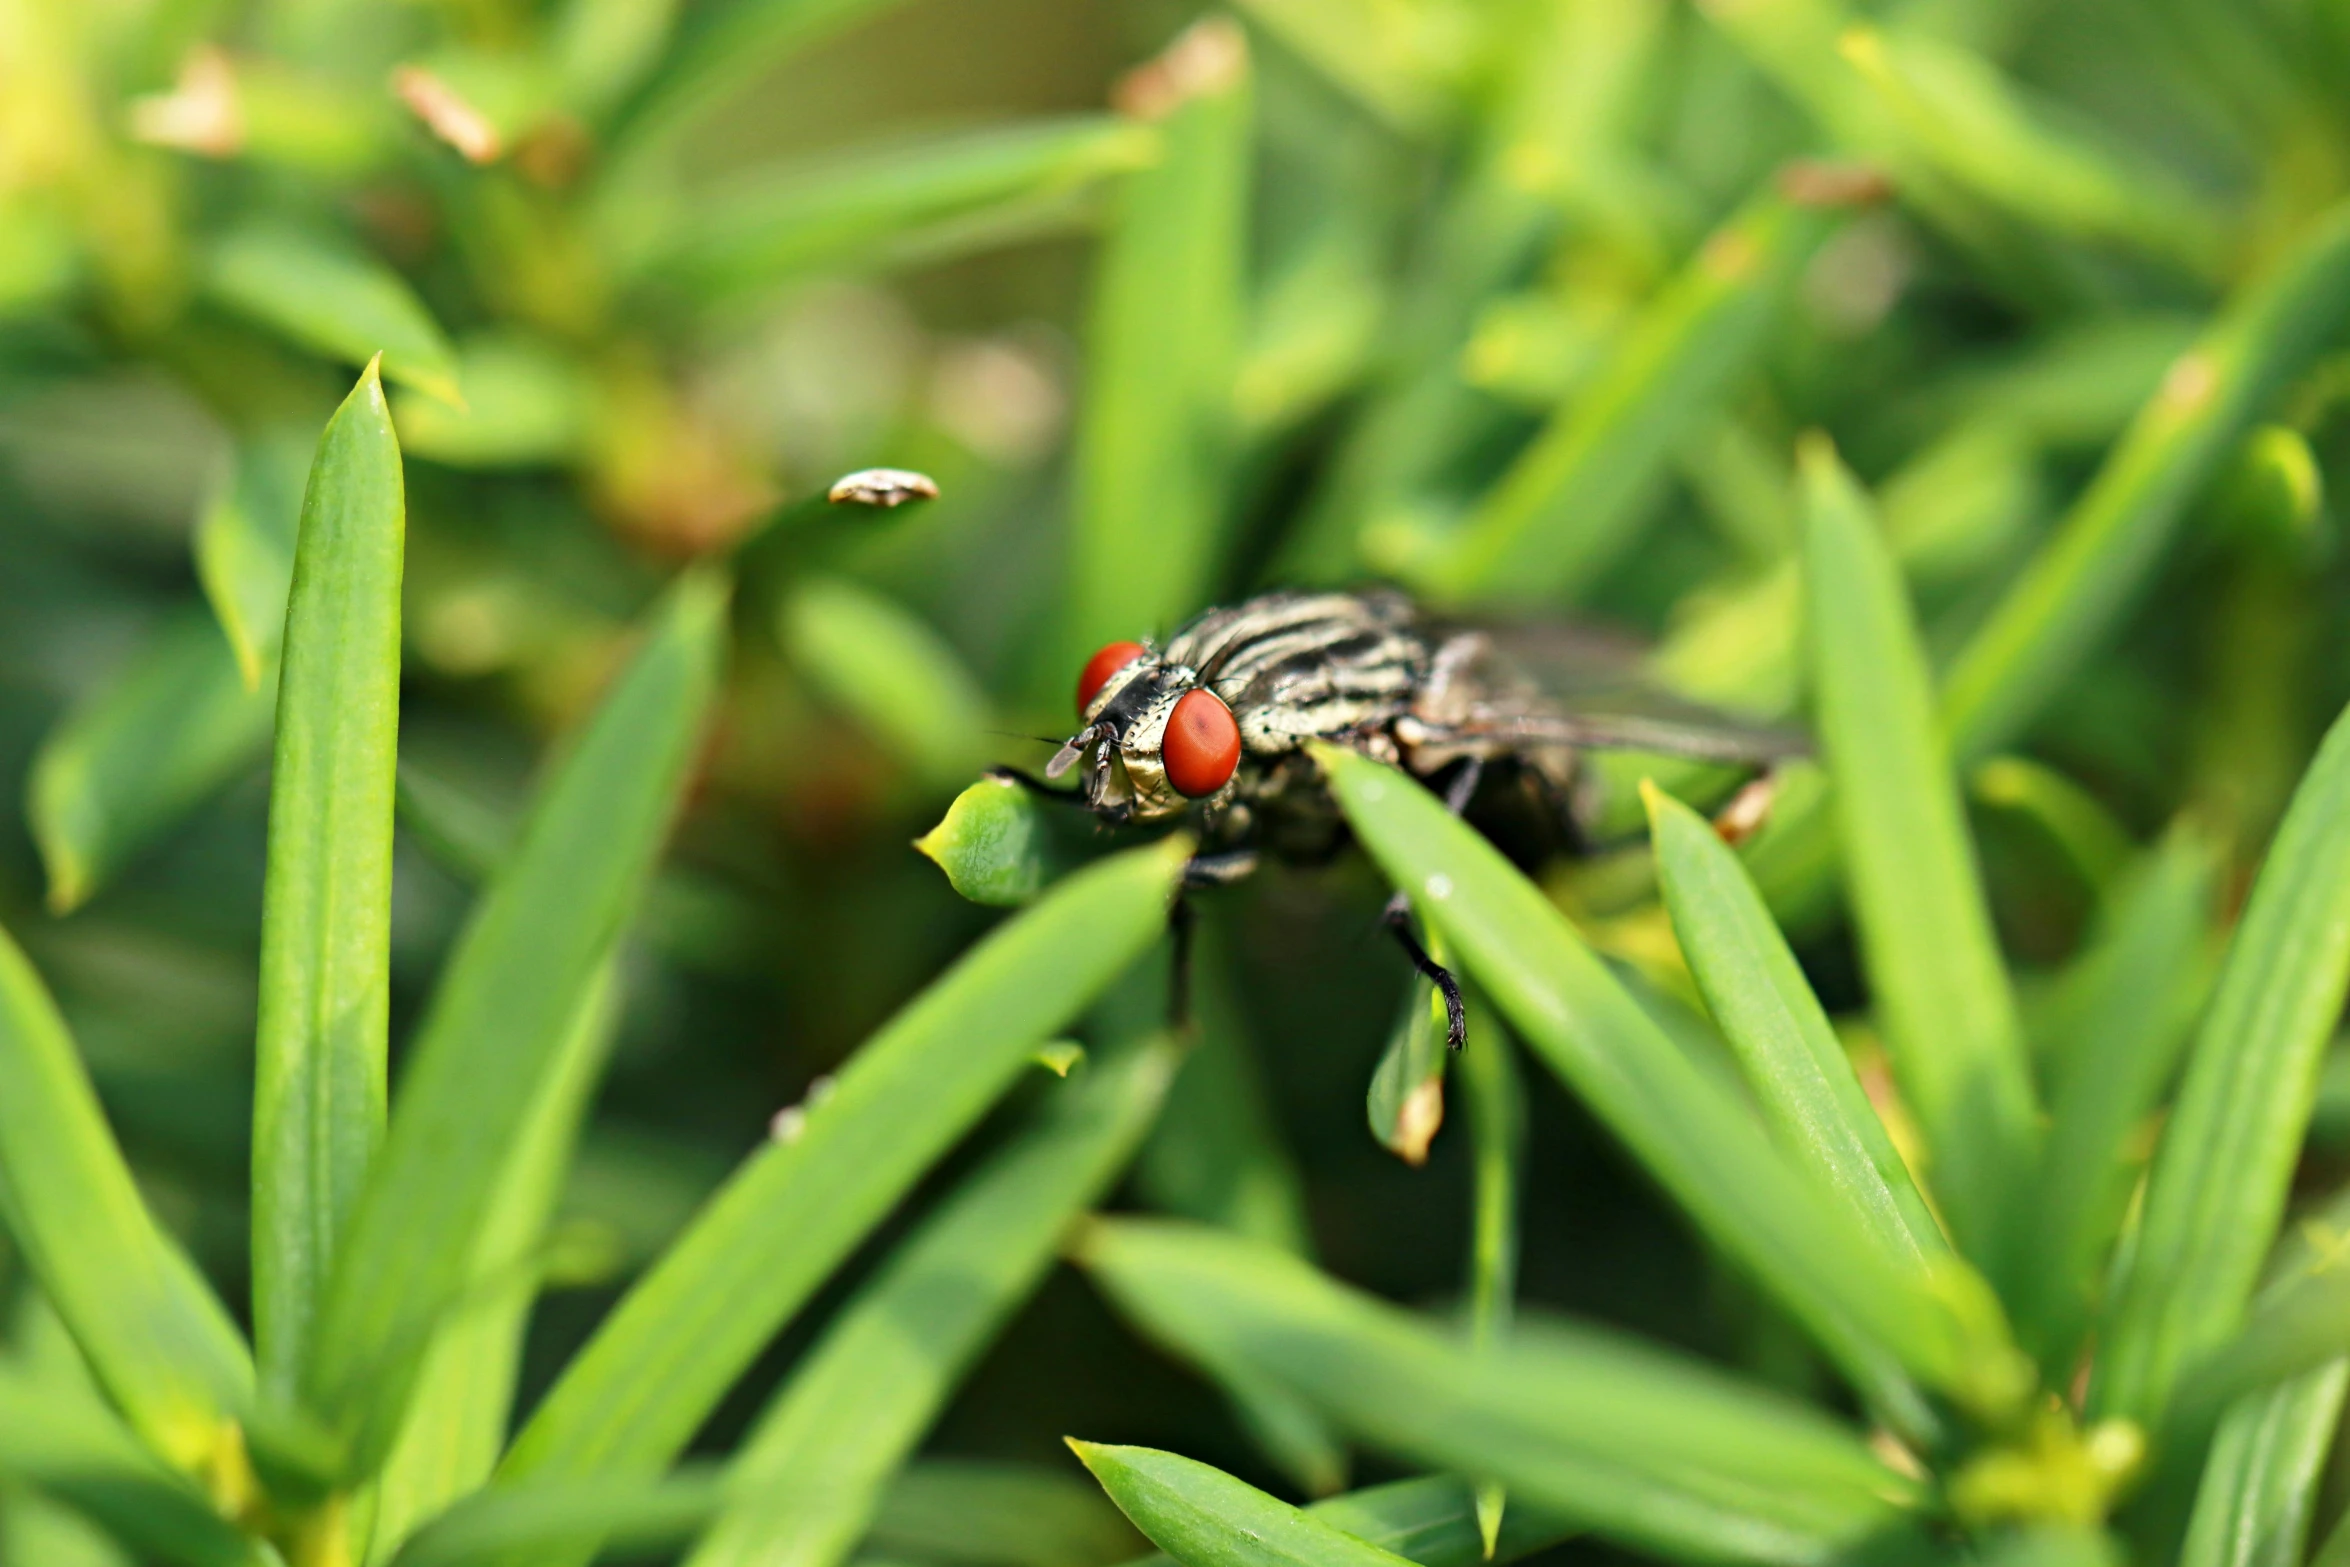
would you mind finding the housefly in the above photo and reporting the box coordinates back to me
[1016,589,1801,1051]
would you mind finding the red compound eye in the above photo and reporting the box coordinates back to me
[1164,689,1240,798]
[1076,640,1148,715]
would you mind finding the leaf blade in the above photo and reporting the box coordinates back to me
[1411,196,1832,607]
[202,225,462,404]
[1313,744,2019,1431]
[0,926,251,1469]
[1799,438,2038,1270]
[2095,695,2350,1426]
[1941,200,2350,760]
[1064,21,1252,669]
[1646,782,1943,1269]
[683,1037,1179,1567]
[251,359,406,1392]
[366,968,623,1563]
[0,1362,264,1567]
[302,570,727,1476]
[27,613,275,914]
[632,118,1155,305]
[1072,1442,1418,1567]
[491,834,1190,1520]
[1077,1219,1917,1565]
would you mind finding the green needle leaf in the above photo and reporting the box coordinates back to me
[916,777,1085,907]
[1646,782,1943,1269]
[1407,195,1833,607]
[1799,437,2039,1272]
[202,225,463,405]
[366,969,622,1563]
[1313,743,2021,1433]
[0,1363,266,1567]
[491,834,1190,1545]
[2011,830,2220,1375]
[1071,1442,1419,1567]
[782,575,994,790]
[192,432,308,690]
[302,570,728,1477]
[1064,19,1252,668]
[1113,1474,1574,1567]
[870,1461,1146,1567]
[1459,1017,1525,1557]
[1365,941,1449,1167]
[0,925,251,1471]
[27,613,275,915]
[251,358,406,1393]
[2096,695,2350,1427]
[631,118,1156,305]
[684,1037,1179,1567]
[1840,26,2226,275]
[2179,1365,2348,1567]
[1077,1219,1919,1565]
[1942,200,2350,760]
[387,1468,727,1567]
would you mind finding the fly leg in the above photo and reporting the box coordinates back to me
[1379,754,1480,1052]
[1383,896,1467,1052]
[1167,848,1259,1032]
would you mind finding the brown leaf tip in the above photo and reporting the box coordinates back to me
[1113,17,1247,120]
[1778,159,1894,210]
[1389,1077,1445,1166]
[1712,773,1779,846]
[393,65,502,164]
[827,467,940,508]
[130,46,243,157]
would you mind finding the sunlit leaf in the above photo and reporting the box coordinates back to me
[1799,439,2039,1269]
[0,926,251,1470]
[303,571,727,1477]
[492,835,1190,1557]
[1079,1219,1919,1564]
[2095,695,2350,1427]
[251,359,406,1392]
[684,1038,1177,1567]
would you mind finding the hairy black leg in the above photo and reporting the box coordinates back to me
[1383,892,1467,1051]
[1442,754,1486,816]
[1168,893,1196,1032]
[1165,849,1259,1034]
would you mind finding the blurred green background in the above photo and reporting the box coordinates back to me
[12,0,2350,1558]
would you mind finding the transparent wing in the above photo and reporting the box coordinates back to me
[1436,707,1808,764]
[1420,613,1808,765]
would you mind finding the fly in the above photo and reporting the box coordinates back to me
[1013,589,1802,1050]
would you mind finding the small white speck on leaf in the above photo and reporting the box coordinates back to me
[828,468,939,508]
[1424,873,1454,900]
